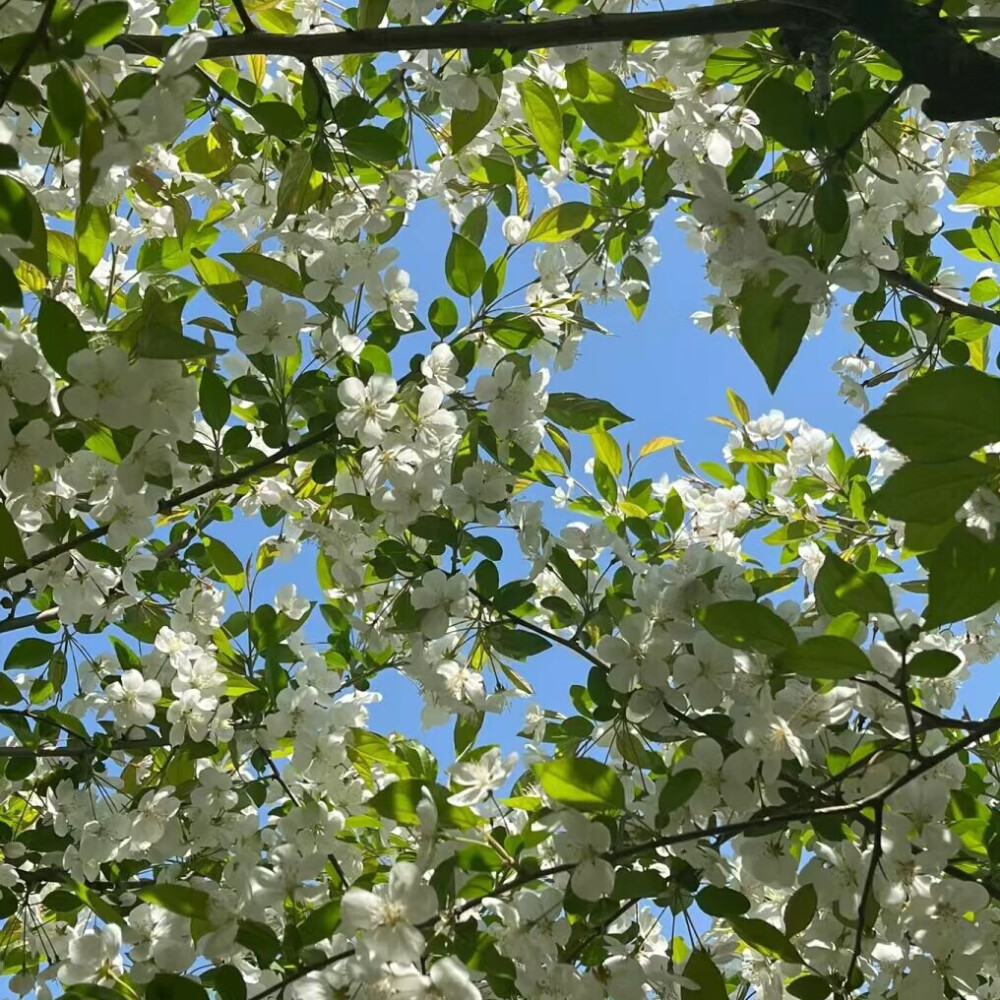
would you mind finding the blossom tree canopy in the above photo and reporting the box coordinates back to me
[6,0,1000,998]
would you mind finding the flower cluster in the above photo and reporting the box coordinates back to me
[1,2,999,1000]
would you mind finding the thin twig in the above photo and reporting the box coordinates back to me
[230,0,259,33]
[0,0,57,111]
[887,268,1000,327]
[0,607,60,635]
[0,425,338,586]
[845,801,884,992]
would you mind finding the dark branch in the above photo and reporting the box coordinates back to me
[230,0,259,34]
[0,0,57,111]
[0,607,59,635]
[0,425,337,587]
[110,1,1000,122]
[115,3,793,61]
[887,268,1000,327]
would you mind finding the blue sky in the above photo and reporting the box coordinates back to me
[327,201,998,759]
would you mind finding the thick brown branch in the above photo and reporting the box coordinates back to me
[115,3,793,61]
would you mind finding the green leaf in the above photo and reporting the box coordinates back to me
[298,899,341,946]
[0,501,27,566]
[236,919,281,967]
[428,297,458,336]
[748,76,815,149]
[133,290,217,360]
[191,254,248,314]
[250,102,305,141]
[814,549,894,618]
[696,885,751,918]
[546,392,631,431]
[590,429,622,478]
[221,251,303,297]
[907,648,961,678]
[519,79,563,165]
[527,202,597,243]
[73,882,124,925]
[343,125,408,163]
[221,669,258,698]
[43,889,84,913]
[957,158,1000,207]
[0,176,34,240]
[778,636,871,679]
[358,0,390,28]
[0,674,22,706]
[445,233,486,297]
[63,986,128,1000]
[0,257,21,308]
[72,2,129,46]
[697,600,797,655]
[680,949,728,1000]
[566,60,641,144]
[657,769,701,822]
[869,458,991,523]
[273,147,313,225]
[199,370,232,431]
[369,779,478,828]
[79,109,103,208]
[863,367,1000,462]
[204,537,246,593]
[5,638,54,671]
[787,975,832,1000]
[454,710,484,755]
[856,320,912,358]
[147,974,209,1000]
[730,916,803,964]
[487,625,551,659]
[813,179,847,233]
[75,203,109,287]
[736,271,812,392]
[137,884,210,919]
[611,867,670,900]
[783,883,818,936]
[923,526,1000,626]
[166,0,199,23]
[201,967,246,1000]
[533,757,625,810]
[46,66,85,142]
[451,86,499,152]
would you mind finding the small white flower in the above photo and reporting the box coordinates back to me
[336,374,398,447]
[448,748,518,806]
[236,287,306,357]
[501,215,531,246]
[340,862,438,964]
[105,670,162,731]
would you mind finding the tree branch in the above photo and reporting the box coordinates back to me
[229,0,259,34]
[0,424,337,587]
[114,3,794,61]
[0,0,57,111]
[240,708,1000,1000]
[109,1,1000,122]
[886,268,1000,327]
[0,736,169,759]
[0,607,59,635]
[845,801,884,993]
